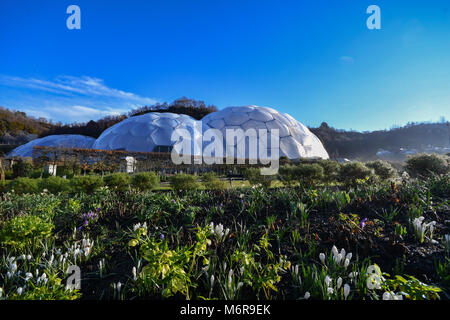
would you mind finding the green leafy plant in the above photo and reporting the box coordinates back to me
[131,172,159,191]
[0,215,54,251]
[69,175,104,194]
[103,173,131,192]
[169,174,200,191]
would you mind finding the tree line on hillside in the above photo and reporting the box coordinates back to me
[40,97,217,139]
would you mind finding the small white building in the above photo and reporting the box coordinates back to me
[45,164,57,176]
[121,156,137,173]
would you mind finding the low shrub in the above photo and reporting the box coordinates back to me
[295,163,324,186]
[38,176,70,194]
[0,180,11,193]
[278,165,297,186]
[405,153,449,178]
[69,175,104,194]
[169,174,200,191]
[202,172,227,190]
[103,173,131,192]
[243,168,275,189]
[12,159,33,178]
[132,172,160,191]
[316,160,340,183]
[7,177,39,194]
[366,160,397,181]
[338,162,374,186]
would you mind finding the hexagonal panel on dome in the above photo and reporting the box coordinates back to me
[93,112,208,156]
[7,135,96,158]
[203,106,329,160]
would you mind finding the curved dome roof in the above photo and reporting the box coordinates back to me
[92,112,209,155]
[8,134,96,158]
[202,106,329,160]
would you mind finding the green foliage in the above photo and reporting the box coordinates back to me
[405,153,449,178]
[384,275,442,300]
[316,160,340,183]
[12,159,33,178]
[0,215,54,251]
[38,176,70,194]
[338,162,374,186]
[103,173,131,192]
[243,168,274,189]
[7,177,39,194]
[69,175,104,194]
[294,163,324,186]
[201,172,227,190]
[0,180,11,193]
[136,226,211,298]
[169,174,200,191]
[131,172,160,191]
[366,160,397,181]
[278,165,297,186]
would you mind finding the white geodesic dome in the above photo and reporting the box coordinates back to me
[7,134,96,158]
[92,112,209,155]
[201,106,329,160]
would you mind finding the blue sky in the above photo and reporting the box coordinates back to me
[0,0,449,131]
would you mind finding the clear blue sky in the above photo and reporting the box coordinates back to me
[0,0,449,131]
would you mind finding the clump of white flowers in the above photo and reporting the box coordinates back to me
[382,291,403,300]
[319,246,352,269]
[411,216,437,243]
[133,222,147,232]
[209,222,230,243]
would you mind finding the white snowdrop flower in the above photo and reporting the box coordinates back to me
[9,262,17,273]
[25,273,33,281]
[332,246,338,257]
[344,258,350,269]
[228,270,234,285]
[304,292,310,299]
[210,275,215,288]
[337,277,342,289]
[334,253,343,265]
[340,248,346,258]
[132,267,137,281]
[236,282,243,290]
[382,292,393,300]
[325,276,332,287]
[117,282,122,295]
[394,294,403,300]
[344,284,350,299]
[7,272,12,279]
[349,272,358,278]
[27,255,32,260]
[21,254,26,260]
[0,287,3,298]
[346,253,352,261]
[327,287,334,295]
[319,253,326,264]
[35,269,39,278]
[17,287,23,295]
[240,266,245,275]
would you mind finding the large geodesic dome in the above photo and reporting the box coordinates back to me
[202,106,329,160]
[92,112,209,155]
[7,134,96,158]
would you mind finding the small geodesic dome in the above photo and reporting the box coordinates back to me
[7,134,96,158]
[92,112,209,155]
[201,106,329,160]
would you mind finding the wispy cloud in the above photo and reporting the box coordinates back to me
[340,56,355,64]
[0,75,158,123]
